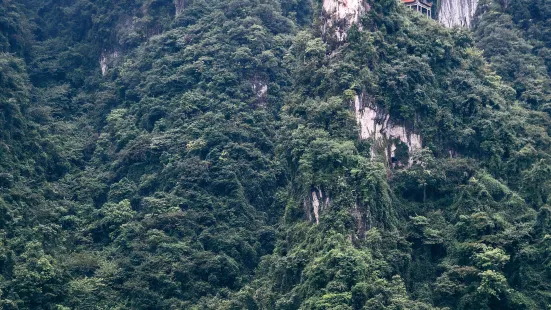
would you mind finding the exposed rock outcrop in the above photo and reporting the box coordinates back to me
[438,0,479,28]
[251,79,268,106]
[354,95,422,165]
[304,188,330,224]
[322,0,369,41]
[100,50,120,76]
[174,0,185,16]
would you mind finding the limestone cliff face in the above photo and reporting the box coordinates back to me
[251,78,268,106]
[322,0,369,41]
[174,0,185,16]
[304,188,329,224]
[354,94,422,165]
[438,0,479,28]
[100,50,120,76]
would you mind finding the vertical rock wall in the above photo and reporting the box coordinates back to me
[304,188,329,224]
[174,0,185,16]
[251,78,268,106]
[438,0,479,28]
[322,0,369,41]
[100,50,120,76]
[354,95,422,165]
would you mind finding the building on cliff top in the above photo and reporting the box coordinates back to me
[401,0,433,18]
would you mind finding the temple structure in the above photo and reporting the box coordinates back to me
[401,0,432,18]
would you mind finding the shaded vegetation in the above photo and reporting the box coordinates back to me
[1,0,551,309]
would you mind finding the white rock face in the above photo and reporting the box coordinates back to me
[253,83,268,100]
[354,95,387,141]
[306,188,329,224]
[354,95,422,164]
[100,55,108,76]
[252,79,268,105]
[438,0,479,28]
[174,0,185,16]
[322,0,368,41]
[312,191,320,224]
[100,50,120,76]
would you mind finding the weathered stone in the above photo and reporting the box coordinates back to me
[322,0,369,41]
[354,95,422,165]
[438,0,479,28]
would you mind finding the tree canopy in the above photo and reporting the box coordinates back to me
[1,0,551,309]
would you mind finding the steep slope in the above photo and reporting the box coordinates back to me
[226,1,551,309]
[2,0,551,309]
[473,0,551,110]
[2,0,300,308]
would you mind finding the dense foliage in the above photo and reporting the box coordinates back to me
[2,0,551,309]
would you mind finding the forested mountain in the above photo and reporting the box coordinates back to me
[1,0,551,309]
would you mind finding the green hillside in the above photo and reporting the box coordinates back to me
[1,0,551,309]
